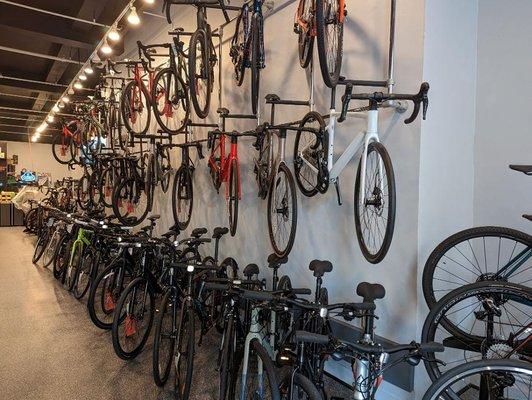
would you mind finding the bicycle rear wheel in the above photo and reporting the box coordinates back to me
[188,30,213,119]
[153,288,177,386]
[315,0,344,87]
[295,0,314,69]
[153,68,189,134]
[112,177,150,226]
[41,230,61,268]
[174,307,195,400]
[52,134,73,164]
[121,80,151,136]
[228,159,239,236]
[33,228,50,264]
[268,163,298,257]
[72,246,95,300]
[250,19,261,115]
[354,142,395,264]
[172,166,194,230]
[77,174,91,210]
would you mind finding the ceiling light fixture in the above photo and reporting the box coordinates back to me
[52,104,60,113]
[101,38,113,54]
[68,87,75,95]
[62,96,70,103]
[84,66,94,74]
[79,74,87,81]
[74,80,83,90]
[127,6,140,25]
[59,102,65,108]
[144,0,155,4]
[47,115,54,123]
[108,26,120,41]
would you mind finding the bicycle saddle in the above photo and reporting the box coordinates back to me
[162,230,176,239]
[309,260,333,278]
[191,227,207,238]
[267,253,288,268]
[356,283,386,303]
[217,107,230,116]
[265,94,280,103]
[148,215,161,222]
[243,263,259,277]
[509,164,532,175]
[213,227,229,239]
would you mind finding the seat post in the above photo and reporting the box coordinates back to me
[271,265,279,291]
[315,277,322,303]
[213,237,220,263]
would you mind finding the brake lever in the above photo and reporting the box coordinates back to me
[404,82,429,124]
[338,83,353,123]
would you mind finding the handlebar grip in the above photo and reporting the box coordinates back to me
[242,290,273,302]
[293,331,330,345]
[404,101,420,124]
[291,288,312,295]
[420,342,445,353]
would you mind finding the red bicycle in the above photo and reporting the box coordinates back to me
[52,119,81,165]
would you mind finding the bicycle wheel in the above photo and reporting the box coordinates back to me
[65,243,83,291]
[295,0,314,69]
[72,246,95,300]
[423,359,532,400]
[354,141,395,264]
[153,67,190,134]
[77,174,91,210]
[121,80,151,136]
[99,165,115,208]
[33,228,50,264]
[88,170,102,207]
[422,226,532,310]
[159,148,172,193]
[279,368,322,400]
[174,307,195,400]
[172,166,194,230]
[219,316,236,400]
[112,277,155,360]
[153,288,177,386]
[52,134,73,164]
[188,29,213,119]
[315,0,344,87]
[232,338,281,400]
[112,177,150,226]
[231,12,246,87]
[293,111,327,197]
[53,234,70,280]
[87,259,132,330]
[41,230,61,268]
[228,159,239,236]
[422,281,532,382]
[250,19,261,115]
[254,129,273,200]
[268,163,298,257]
[208,133,223,191]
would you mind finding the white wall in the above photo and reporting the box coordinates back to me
[474,0,532,232]
[6,141,72,183]
[417,0,478,394]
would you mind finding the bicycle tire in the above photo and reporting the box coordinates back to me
[41,230,61,268]
[72,246,95,300]
[33,228,50,264]
[250,18,260,115]
[153,288,176,386]
[297,1,314,69]
[354,141,396,264]
[219,316,236,400]
[315,0,344,87]
[175,307,195,400]
[228,159,239,236]
[422,359,532,400]
[53,233,70,280]
[422,226,532,310]
[421,281,532,382]
[152,67,190,134]
[279,368,322,400]
[112,177,150,226]
[268,163,298,257]
[293,111,327,197]
[172,166,194,230]
[52,134,73,165]
[112,277,155,360]
[188,29,213,119]
[120,80,151,136]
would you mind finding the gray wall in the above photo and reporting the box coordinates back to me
[474,0,532,232]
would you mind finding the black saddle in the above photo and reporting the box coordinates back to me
[191,227,207,238]
[243,263,259,277]
[148,215,161,222]
[213,227,229,239]
[267,253,288,268]
[217,107,229,116]
[309,260,333,278]
[356,282,386,303]
[509,164,532,175]
[162,230,176,239]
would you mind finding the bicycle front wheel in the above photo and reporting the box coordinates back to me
[423,359,532,400]
[172,166,194,230]
[315,0,344,87]
[121,80,151,136]
[268,163,298,257]
[250,19,261,115]
[354,142,396,264]
[228,159,239,236]
[174,307,195,400]
[153,288,177,386]
[152,67,189,134]
[188,30,213,119]
[279,368,322,400]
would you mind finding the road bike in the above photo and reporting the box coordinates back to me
[293,82,429,263]
[230,0,265,115]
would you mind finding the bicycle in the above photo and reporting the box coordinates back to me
[230,0,265,115]
[422,164,532,311]
[293,82,429,263]
[164,0,230,119]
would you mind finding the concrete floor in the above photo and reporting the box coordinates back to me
[0,227,182,400]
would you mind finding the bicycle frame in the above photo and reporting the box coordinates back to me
[493,246,532,280]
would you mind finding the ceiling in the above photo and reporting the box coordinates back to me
[0,0,131,143]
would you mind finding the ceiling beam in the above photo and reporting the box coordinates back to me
[0,24,95,50]
[0,45,80,64]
